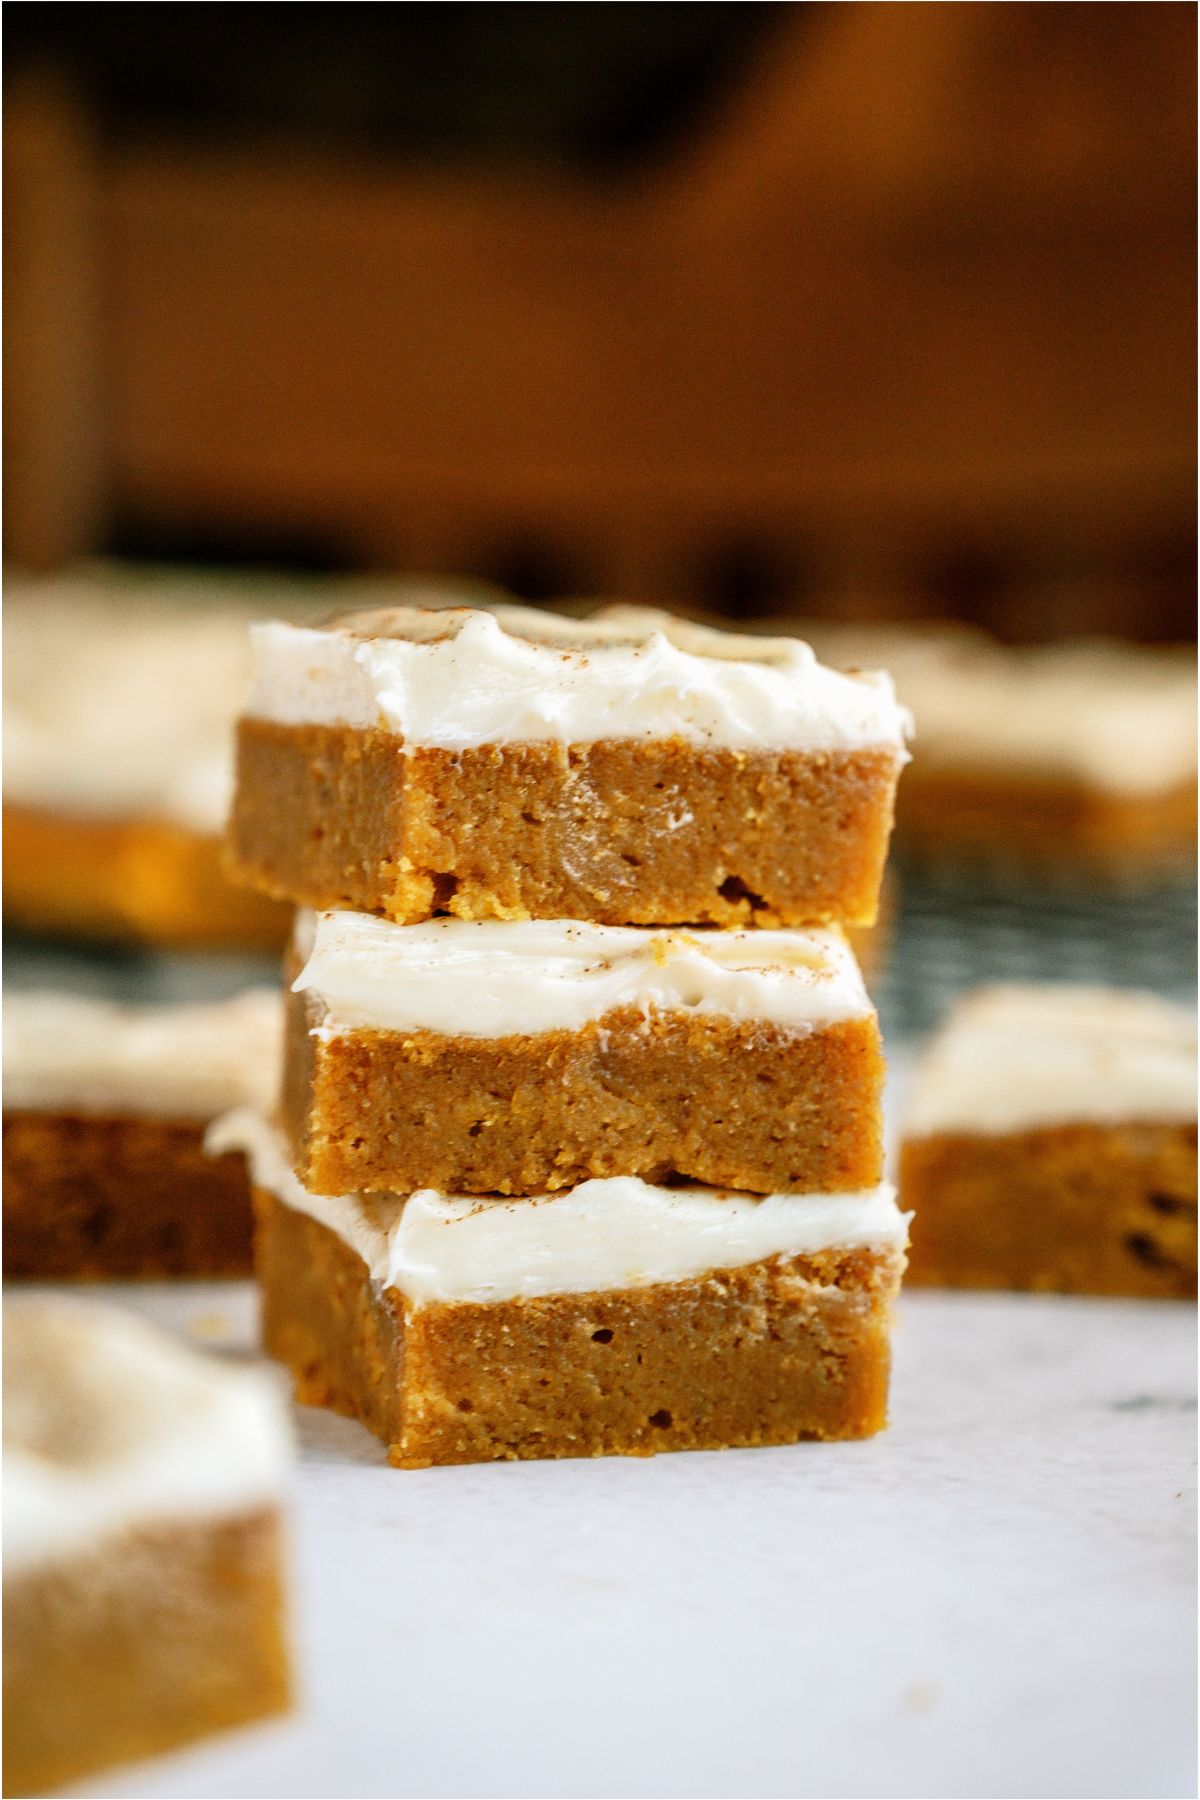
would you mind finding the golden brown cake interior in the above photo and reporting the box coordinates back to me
[256,1189,904,1467]
[285,981,885,1198]
[3,1509,290,1798]
[3,1113,254,1279]
[231,720,902,927]
[4,802,290,951]
[902,1121,1197,1297]
[896,770,1197,877]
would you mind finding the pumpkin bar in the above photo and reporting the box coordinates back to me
[4,572,291,949]
[214,1112,908,1467]
[4,1297,292,1796]
[284,910,884,1198]
[900,985,1197,1297]
[229,602,910,928]
[4,989,280,1279]
[802,620,1197,878]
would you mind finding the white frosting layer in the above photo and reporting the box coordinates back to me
[212,1112,908,1305]
[4,1298,290,1575]
[3,576,271,831]
[294,911,873,1038]
[3,571,527,827]
[905,984,1198,1137]
[804,621,1196,797]
[244,602,911,753]
[3,989,281,1119]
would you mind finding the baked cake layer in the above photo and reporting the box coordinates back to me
[256,1189,904,1466]
[231,721,902,926]
[286,1001,884,1198]
[3,1113,254,1279]
[4,802,289,950]
[901,1122,1197,1298]
[285,912,883,1195]
[895,770,1197,877]
[4,1510,290,1797]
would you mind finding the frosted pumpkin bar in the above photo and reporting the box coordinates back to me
[284,910,884,1198]
[800,620,1197,877]
[212,1112,909,1467]
[4,989,280,1279]
[228,603,910,928]
[5,572,291,950]
[4,1298,291,1797]
[901,985,1197,1297]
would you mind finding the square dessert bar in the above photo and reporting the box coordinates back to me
[4,1298,291,1796]
[901,985,1197,1297]
[229,603,910,928]
[803,620,1197,878]
[284,910,885,1198]
[4,574,291,950]
[3,989,280,1278]
[216,1114,908,1467]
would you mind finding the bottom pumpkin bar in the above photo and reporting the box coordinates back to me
[4,1298,292,1797]
[216,1113,909,1467]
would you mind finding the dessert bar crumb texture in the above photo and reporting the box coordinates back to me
[285,913,884,1195]
[3,990,280,1280]
[3,1299,291,1796]
[217,1112,908,1466]
[229,603,909,926]
[901,984,1197,1297]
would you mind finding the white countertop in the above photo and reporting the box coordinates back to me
[63,1281,1195,1800]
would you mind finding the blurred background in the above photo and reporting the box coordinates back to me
[4,1,1197,1033]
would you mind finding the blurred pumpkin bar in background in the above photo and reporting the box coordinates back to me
[4,568,299,949]
[799,620,1197,882]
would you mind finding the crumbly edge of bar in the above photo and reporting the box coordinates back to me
[284,989,885,1197]
[230,720,901,926]
[255,1187,904,1466]
[3,1112,254,1278]
[900,1120,1197,1297]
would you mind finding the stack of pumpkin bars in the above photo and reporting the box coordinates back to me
[216,601,912,1466]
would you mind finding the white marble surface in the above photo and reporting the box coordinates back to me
[60,1281,1195,1800]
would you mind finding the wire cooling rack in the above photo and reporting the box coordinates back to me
[877,858,1197,1042]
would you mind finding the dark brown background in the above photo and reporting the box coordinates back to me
[5,2,1196,638]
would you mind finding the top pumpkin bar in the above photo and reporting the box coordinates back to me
[228,603,910,928]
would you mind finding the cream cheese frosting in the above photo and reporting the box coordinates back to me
[905,984,1198,1138]
[3,577,267,831]
[211,1111,909,1305]
[243,602,912,753]
[292,910,874,1038]
[4,1297,290,1576]
[3,988,281,1119]
[803,621,1196,796]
